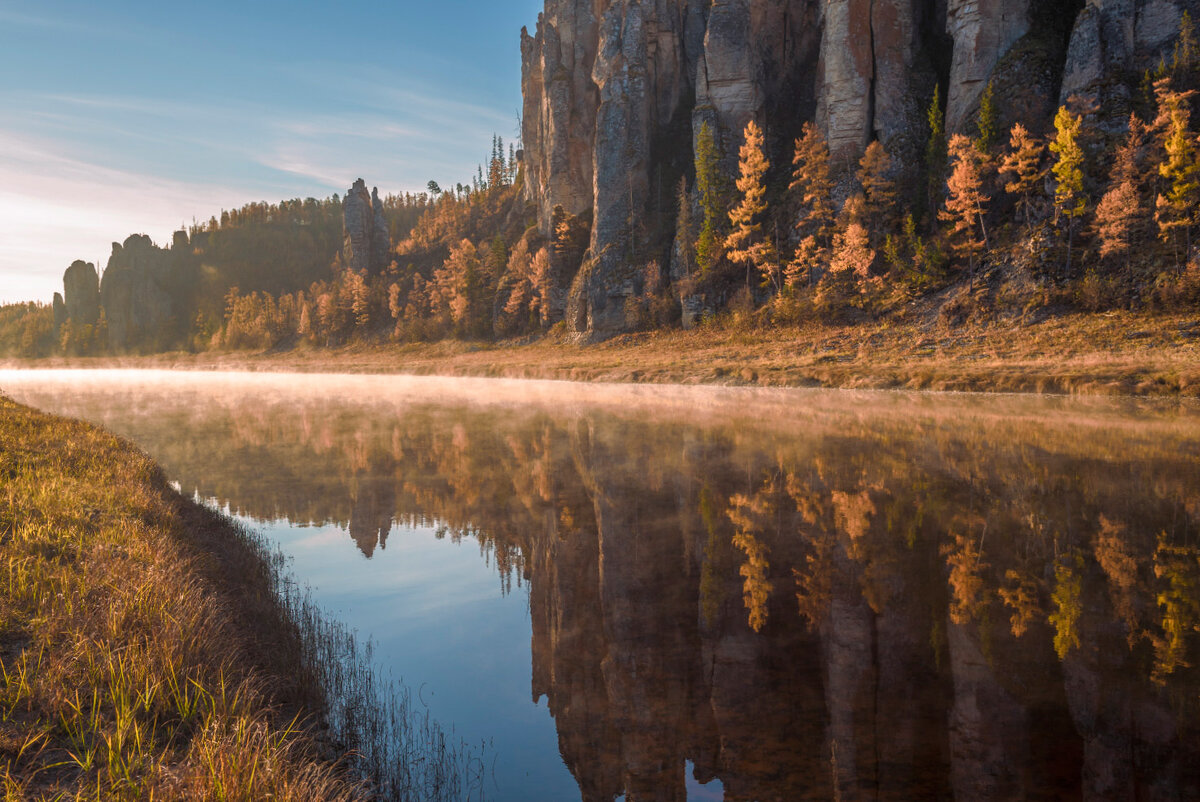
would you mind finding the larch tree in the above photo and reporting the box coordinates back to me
[790,122,835,246]
[1154,80,1200,269]
[999,123,1046,232]
[940,133,991,281]
[857,140,898,242]
[1050,105,1088,278]
[1095,115,1148,272]
[726,120,780,293]
[829,195,876,283]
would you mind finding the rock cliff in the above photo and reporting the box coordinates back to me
[99,236,178,352]
[62,259,101,328]
[342,178,392,275]
[520,0,1193,337]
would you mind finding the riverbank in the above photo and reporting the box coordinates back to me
[9,310,1200,397]
[0,398,357,799]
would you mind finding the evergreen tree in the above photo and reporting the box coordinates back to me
[695,122,727,276]
[999,123,1046,232]
[975,80,998,155]
[1050,106,1088,278]
[726,120,780,293]
[925,86,949,217]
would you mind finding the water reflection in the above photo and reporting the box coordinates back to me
[4,372,1200,800]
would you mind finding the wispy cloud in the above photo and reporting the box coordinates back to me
[0,132,255,303]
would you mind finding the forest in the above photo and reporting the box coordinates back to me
[3,20,1200,359]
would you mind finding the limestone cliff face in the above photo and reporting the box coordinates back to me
[520,0,1187,337]
[100,236,176,352]
[342,178,391,275]
[62,260,101,328]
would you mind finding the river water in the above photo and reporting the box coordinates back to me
[3,369,1199,801]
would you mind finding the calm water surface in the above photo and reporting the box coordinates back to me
[3,370,1200,801]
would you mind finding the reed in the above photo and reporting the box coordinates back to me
[0,395,484,800]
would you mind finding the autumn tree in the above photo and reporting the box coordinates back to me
[999,123,1046,232]
[940,134,991,281]
[1154,79,1200,269]
[791,122,836,246]
[1095,115,1148,272]
[857,140,898,242]
[829,195,876,282]
[1050,105,1088,277]
[727,120,780,293]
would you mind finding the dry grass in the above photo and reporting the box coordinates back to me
[0,397,481,800]
[8,310,1199,397]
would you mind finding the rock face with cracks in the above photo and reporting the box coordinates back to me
[519,0,1191,338]
[342,178,392,275]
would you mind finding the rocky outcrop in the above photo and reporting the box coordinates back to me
[521,0,1190,337]
[342,179,391,274]
[62,259,101,328]
[99,236,176,352]
[1060,0,1198,117]
[945,0,1032,132]
[52,293,66,333]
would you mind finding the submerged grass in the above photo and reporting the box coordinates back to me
[0,395,484,800]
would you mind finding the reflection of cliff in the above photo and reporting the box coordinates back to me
[22,385,1200,800]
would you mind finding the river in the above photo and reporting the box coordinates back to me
[3,369,1199,801]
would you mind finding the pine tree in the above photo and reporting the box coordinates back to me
[999,123,1046,232]
[976,80,998,155]
[1050,106,1088,278]
[695,122,727,276]
[790,122,835,246]
[925,85,949,216]
[940,134,990,281]
[726,120,780,293]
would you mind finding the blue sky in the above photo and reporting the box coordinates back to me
[0,0,544,302]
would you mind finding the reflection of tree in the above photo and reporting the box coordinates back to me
[19,383,1200,799]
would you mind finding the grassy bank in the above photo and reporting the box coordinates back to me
[10,310,1200,397]
[0,398,478,800]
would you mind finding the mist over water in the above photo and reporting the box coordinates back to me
[3,369,1199,801]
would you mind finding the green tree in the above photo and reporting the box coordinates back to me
[695,122,727,276]
[975,80,998,155]
[1050,105,1088,278]
[925,86,949,217]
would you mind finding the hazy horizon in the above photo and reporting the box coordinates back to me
[0,0,543,304]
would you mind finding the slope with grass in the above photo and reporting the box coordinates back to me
[0,396,363,800]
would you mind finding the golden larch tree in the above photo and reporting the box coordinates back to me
[1153,79,1200,269]
[940,133,990,280]
[1050,105,1088,277]
[790,122,835,246]
[726,120,780,292]
[857,140,897,241]
[999,123,1046,232]
[1095,115,1148,270]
